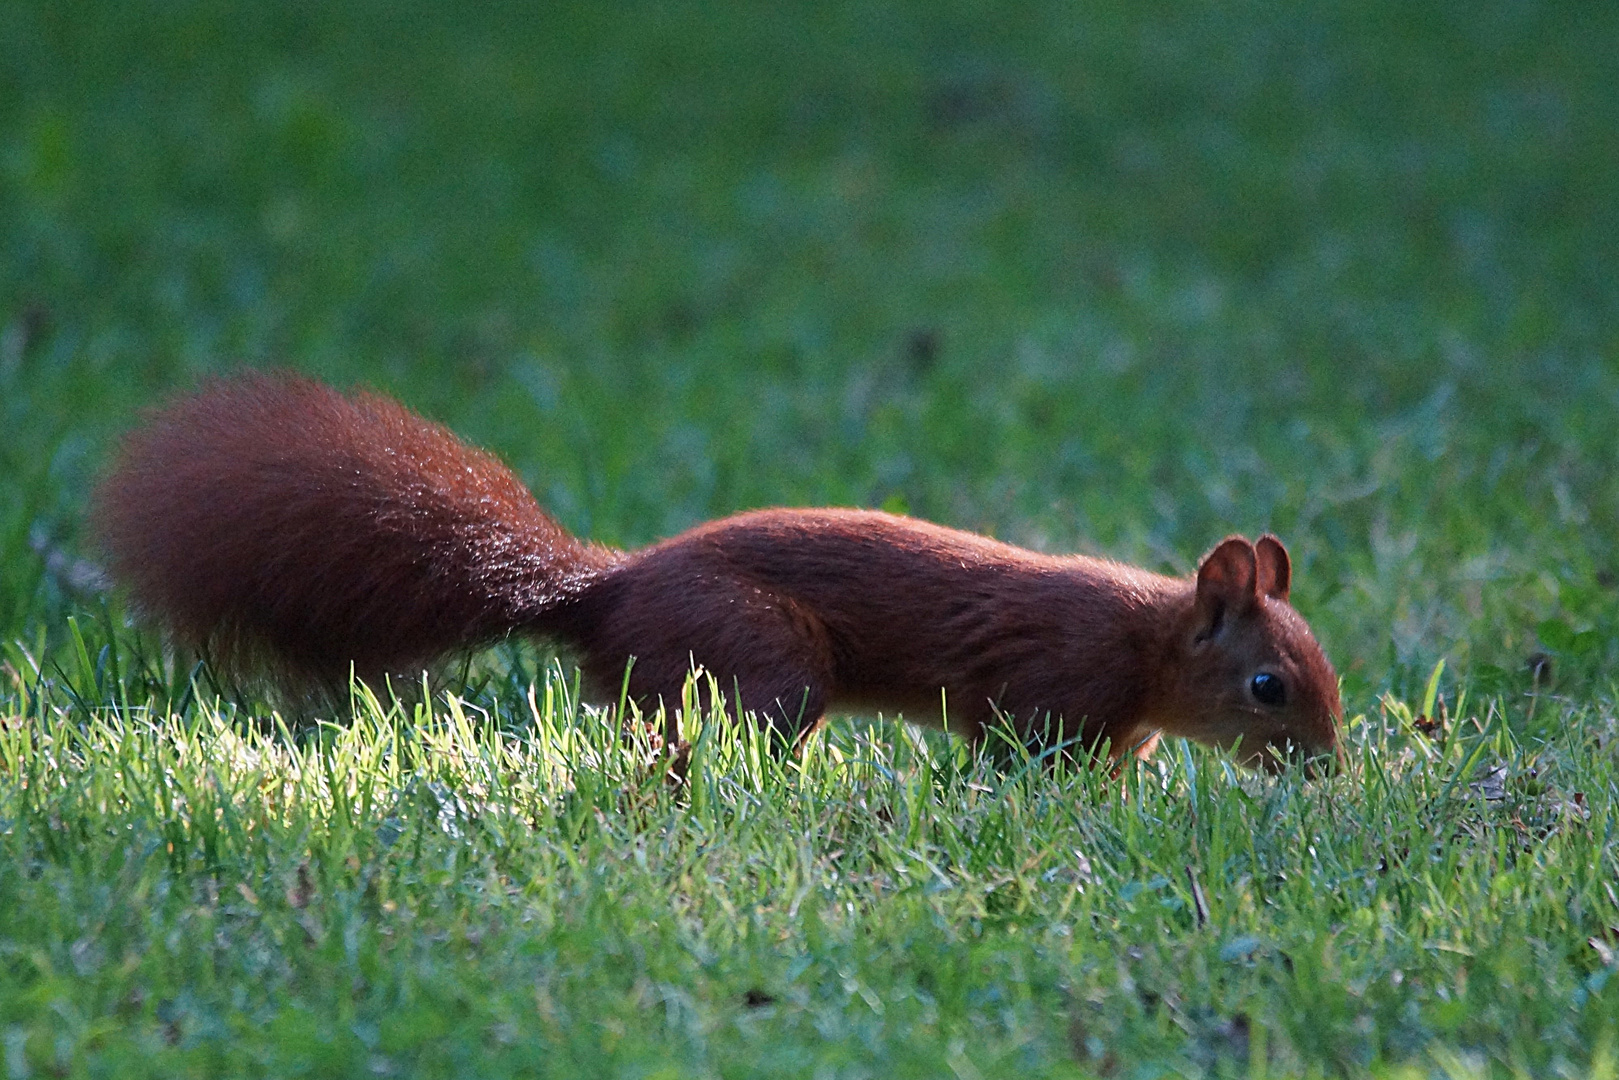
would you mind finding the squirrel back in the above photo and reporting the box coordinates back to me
[93,374,1342,768]
[573,509,1341,766]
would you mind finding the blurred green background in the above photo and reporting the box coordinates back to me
[3,4,1619,1075]
[3,0,1616,712]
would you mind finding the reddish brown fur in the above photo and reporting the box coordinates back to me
[93,373,619,692]
[93,374,1342,767]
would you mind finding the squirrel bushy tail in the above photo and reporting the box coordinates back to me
[91,373,620,692]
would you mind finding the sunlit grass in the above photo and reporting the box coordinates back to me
[2,643,1614,1075]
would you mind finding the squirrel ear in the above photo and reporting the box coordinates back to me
[1254,534,1291,602]
[1193,536,1259,639]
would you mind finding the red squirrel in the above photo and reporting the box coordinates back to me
[91,372,1342,770]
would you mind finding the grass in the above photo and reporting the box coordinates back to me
[3,654,1614,1077]
[3,0,1618,1074]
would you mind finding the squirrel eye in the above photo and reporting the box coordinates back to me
[1250,672,1287,706]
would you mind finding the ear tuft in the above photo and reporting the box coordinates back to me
[1193,536,1258,638]
[1254,534,1291,602]
[1197,536,1258,601]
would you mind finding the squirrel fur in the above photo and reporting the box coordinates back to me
[92,372,1342,769]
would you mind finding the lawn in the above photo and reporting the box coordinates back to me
[2,0,1617,1075]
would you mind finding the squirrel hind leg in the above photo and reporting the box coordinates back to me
[583,641,833,756]
[671,672,828,760]
[577,570,840,753]
[729,676,829,754]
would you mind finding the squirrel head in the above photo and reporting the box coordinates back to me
[1156,534,1343,773]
